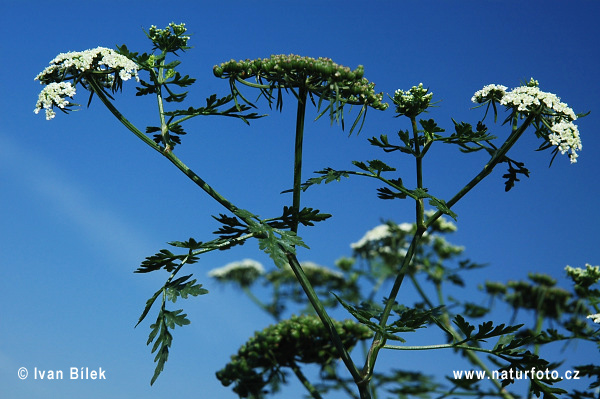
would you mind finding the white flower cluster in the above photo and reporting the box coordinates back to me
[34,47,139,120]
[424,210,457,233]
[501,85,577,120]
[350,223,413,250]
[34,82,76,120]
[471,84,507,103]
[393,83,434,116]
[298,261,344,280]
[472,81,581,163]
[35,47,139,82]
[548,122,582,163]
[208,259,265,278]
[587,314,600,324]
[394,83,432,101]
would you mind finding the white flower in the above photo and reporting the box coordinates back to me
[35,47,139,120]
[350,223,414,250]
[34,82,76,120]
[549,121,582,163]
[471,84,507,103]
[36,47,139,82]
[208,259,265,279]
[424,210,457,232]
[299,261,344,279]
[474,81,581,164]
[587,314,600,324]
[351,225,392,249]
[500,86,577,121]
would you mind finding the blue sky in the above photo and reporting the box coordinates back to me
[1,1,599,398]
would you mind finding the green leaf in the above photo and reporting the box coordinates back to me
[267,206,332,229]
[368,159,396,174]
[300,168,351,191]
[136,249,183,273]
[165,274,208,303]
[333,294,393,338]
[136,288,162,328]
[250,223,308,268]
[411,188,457,220]
[352,160,370,172]
[453,315,475,339]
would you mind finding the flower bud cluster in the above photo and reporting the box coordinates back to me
[147,22,190,52]
[213,54,388,110]
[392,83,434,118]
[472,79,581,163]
[216,314,372,397]
[565,264,600,288]
[34,47,139,120]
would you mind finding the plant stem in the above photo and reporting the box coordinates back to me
[241,286,269,314]
[153,60,173,151]
[360,232,423,383]
[291,86,308,233]
[360,115,428,385]
[289,361,324,399]
[425,113,535,229]
[88,78,258,227]
[285,253,365,395]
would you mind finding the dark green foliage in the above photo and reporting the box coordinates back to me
[215,315,372,398]
[136,272,208,385]
[250,223,308,269]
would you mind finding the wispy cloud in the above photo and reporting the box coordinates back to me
[0,135,154,268]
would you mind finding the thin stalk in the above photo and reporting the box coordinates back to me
[412,116,426,232]
[408,269,512,397]
[360,232,423,384]
[425,113,536,229]
[408,274,435,309]
[360,115,427,384]
[527,311,545,399]
[153,62,173,151]
[87,79,162,153]
[291,86,307,233]
[241,286,270,314]
[285,253,364,394]
[289,361,324,399]
[383,342,510,354]
[88,78,257,227]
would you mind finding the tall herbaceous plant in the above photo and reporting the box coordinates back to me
[35,23,599,399]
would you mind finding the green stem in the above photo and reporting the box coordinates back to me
[408,274,435,309]
[412,115,426,234]
[241,286,270,314]
[87,78,162,154]
[153,64,173,151]
[360,116,428,385]
[360,232,423,384]
[527,311,545,399]
[285,253,365,396]
[88,78,257,227]
[383,342,508,355]
[425,113,536,229]
[289,361,324,399]
[291,87,308,234]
